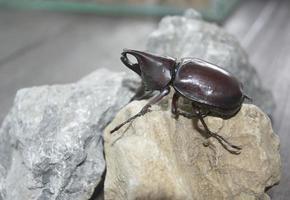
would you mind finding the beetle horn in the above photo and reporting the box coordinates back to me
[121,49,176,76]
[121,49,142,75]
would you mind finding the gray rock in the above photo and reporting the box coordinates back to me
[146,9,275,116]
[0,68,139,200]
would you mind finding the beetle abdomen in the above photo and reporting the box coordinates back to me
[173,58,244,110]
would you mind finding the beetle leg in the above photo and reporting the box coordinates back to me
[171,92,180,118]
[130,83,154,101]
[171,92,197,118]
[175,110,198,119]
[110,87,170,134]
[194,108,242,154]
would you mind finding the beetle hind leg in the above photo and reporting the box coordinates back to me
[193,107,242,154]
[171,96,241,154]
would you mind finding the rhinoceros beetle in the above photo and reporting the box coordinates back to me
[111,49,250,154]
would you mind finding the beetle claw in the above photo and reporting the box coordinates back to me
[226,148,241,155]
[230,144,242,150]
[174,113,180,119]
[207,131,242,154]
[172,110,179,119]
[220,141,242,154]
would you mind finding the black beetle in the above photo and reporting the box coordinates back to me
[111,49,250,154]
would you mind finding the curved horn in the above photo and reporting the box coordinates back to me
[121,49,176,90]
[120,49,141,75]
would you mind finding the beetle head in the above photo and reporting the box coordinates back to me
[121,49,176,91]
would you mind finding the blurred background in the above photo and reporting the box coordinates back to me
[0,0,289,199]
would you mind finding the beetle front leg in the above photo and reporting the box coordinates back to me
[193,108,242,154]
[110,87,170,134]
[131,83,154,101]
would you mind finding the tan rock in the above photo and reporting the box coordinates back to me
[104,98,281,200]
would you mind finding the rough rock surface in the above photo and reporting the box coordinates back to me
[146,9,275,116]
[0,69,139,200]
[104,98,281,200]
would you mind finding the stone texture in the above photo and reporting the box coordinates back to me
[0,68,139,200]
[104,97,281,200]
[146,9,275,116]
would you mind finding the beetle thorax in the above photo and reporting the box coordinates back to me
[133,51,176,91]
[141,63,173,90]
